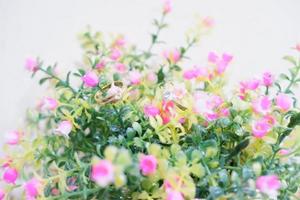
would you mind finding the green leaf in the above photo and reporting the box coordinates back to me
[132,122,142,136]
[157,66,165,84]
[279,73,290,81]
[39,77,51,85]
[288,112,300,128]
[283,55,297,66]
[65,71,71,85]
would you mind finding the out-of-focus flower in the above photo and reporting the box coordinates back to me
[240,78,260,92]
[256,175,281,199]
[5,130,22,145]
[139,155,157,176]
[25,58,39,72]
[252,96,272,115]
[144,104,160,117]
[129,71,142,85]
[279,149,290,156]
[55,121,72,137]
[166,190,184,200]
[262,72,274,87]
[96,60,106,70]
[112,35,126,48]
[202,16,215,28]
[295,43,300,52]
[110,48,122,61]
[82,71,99,87]
[146,72,158,84]
[24,178,42,200]
[252,119,272,138]
[276,93,293,112]
[3,167,18,184]
[115,63,127,73]
[163,49,180,64]
[208,52,233,75]
[91,160,114,187]
[0,189,5,200]
[163,0,172,14]
[39,97,58,111]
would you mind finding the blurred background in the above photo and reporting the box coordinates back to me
[0,0,300,139]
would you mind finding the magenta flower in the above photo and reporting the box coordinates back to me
[276,93,293,112]
[256,175,281,198]
[163,0,172,14]
[82,71,99,87]
[5,130,22,145]
[183,69,197,80]
[25,58,39,72]
[24,178,42,199]
[55,120,72,136]
[40,97,58,111]
[91,160,114,187]
[262,72,274,87]
[240,78,260,91]
[129,71,142,85]
[279,149,290,156]
[144,104,160,117]
[252,119,272,138]
[0,189,4,200]
[139,155,157,176]
[163,49,180,64]
[96,60,106,70]
[3,167,18,184]
[208,52,233,75]
[166,190,184,200]
[110,48,122,60]
[252,96,272,115]
[115,63,127,73]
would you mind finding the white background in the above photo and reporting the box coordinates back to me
[0,0,300,137]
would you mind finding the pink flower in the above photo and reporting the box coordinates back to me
[91,160,114,187]
[110,48,122,60]
[5,130,22,145]
[139,155,157,176]
[24,178,42,199]
[279,149,290,156]
[144,104,160,117]
[25,58,39,72]
[263,115,276,126]
[55,120,72,136]
[252,96,272,115]
[202,16,215,28]
[183,67,208,80]
[113,36,126,47]
[163,0,172,14]
[240,78,260,91]
[115,63,127,73]
[262,72,274,87]
[207,52,233,75]
[163,49,180,64]
[82,71,99,87]
[166,190,184,200]
[276,93,293,112]
[129,71,142,85]
[39,97,58,111]
[96,60,106,70]
[146,72,157,84]
[3,167,18,184]
[183,69,197,80]
[295,43,300,52]
[252,119,272,138]
[0,189,4,200]
[256,175,281,198]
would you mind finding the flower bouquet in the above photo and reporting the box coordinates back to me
[1,1,300,199]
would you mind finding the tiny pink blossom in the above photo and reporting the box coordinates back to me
[82,71,99,87]
[139,155,157,176]
[3,167,18,184]
[163,0,172,14]
[96,60,106,70]
[295,43,300,52]
[183,69,197,80]
[279,149,290,156]
[110,48,122,61]
[202,16,215,28]
[208,52,218,63]
[262,115,276,126]
[252,96,272,115]
[256,175,281,198]
[163,49,180,64]
[144,104,160,117]
[129,71,142,85]
[252,119,272,138]
[91,160,114,187]
[55,120,72,136]
[262,72,274,87]
[115,63,127,73]
[40,97,58,111]
[113,36,126,47]
[147,72,157,84]
[24,178,42,199]
[5,130,22,145]
[25,58,39,72]
[208,52,233,74]
[166,190,184,200]
[276,93,293,112]
[0,189,4,200]
[240,78,260,91]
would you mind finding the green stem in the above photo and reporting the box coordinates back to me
[46,188,100,200]
[285,65,300,93]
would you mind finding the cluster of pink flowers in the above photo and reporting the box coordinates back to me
[256,175,281,198]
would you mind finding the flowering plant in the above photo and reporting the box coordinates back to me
[2,1,300,200]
